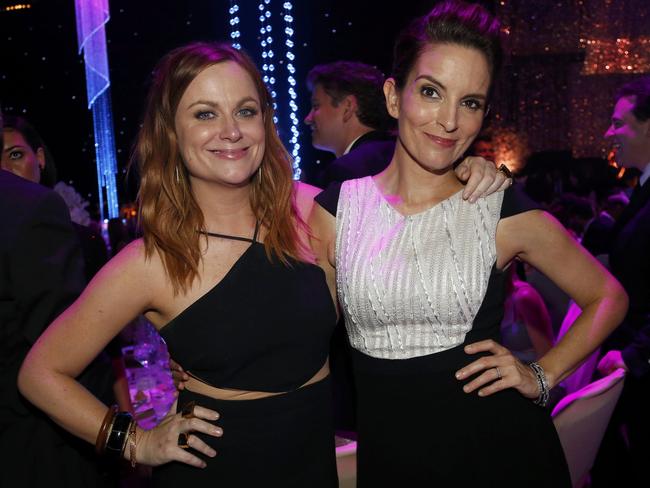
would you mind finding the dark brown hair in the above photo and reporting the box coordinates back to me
[3,115,57,188]
[391,0,503,93]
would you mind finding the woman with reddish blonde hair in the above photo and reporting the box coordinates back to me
[135,43,312,291]
[18,41,503,486]
[18,42,339,486]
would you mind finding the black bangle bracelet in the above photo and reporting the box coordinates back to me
[105,411,133,458]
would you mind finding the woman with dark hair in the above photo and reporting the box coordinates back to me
[311,1,627,485]
[1,114,57,187]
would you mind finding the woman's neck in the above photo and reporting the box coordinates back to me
[375,145,463,214]
[191,179,256,233]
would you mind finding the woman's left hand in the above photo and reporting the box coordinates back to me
[454,156,512,202]
[455,339,540,399]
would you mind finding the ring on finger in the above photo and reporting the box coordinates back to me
[497,163,513,179]
[495,367,502,381]
[178,432,191,449]
[181,401,196,419]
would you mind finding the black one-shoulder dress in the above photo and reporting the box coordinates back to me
[154,228,338,487]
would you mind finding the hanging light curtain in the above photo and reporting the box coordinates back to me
[75,0,119,220]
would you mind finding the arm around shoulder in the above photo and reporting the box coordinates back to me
[294,181,322,223]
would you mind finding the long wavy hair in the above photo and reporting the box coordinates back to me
[134,42,309,294]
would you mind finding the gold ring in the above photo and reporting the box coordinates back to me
[178,432,190,449]
[497,163,513,179]
[181,401,196,419]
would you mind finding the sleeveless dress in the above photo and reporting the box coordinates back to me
[315,178,571,487]
[154,227,338,487]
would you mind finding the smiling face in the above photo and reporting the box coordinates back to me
[174,61,266,190]
[604,95,650,170]
[1,128,45,183]
[384,43,490,173]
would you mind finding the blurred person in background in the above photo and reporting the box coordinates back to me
[0,110,116,486]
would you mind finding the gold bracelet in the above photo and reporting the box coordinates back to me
[128,421,138,468]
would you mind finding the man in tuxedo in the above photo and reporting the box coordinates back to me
[0,113,111,485]
[593,76,650,486]
[303,61,396,187]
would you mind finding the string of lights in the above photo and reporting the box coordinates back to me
[74,0,119,220]
[3,3,31,12]
[282,2,301,179]
[228,0,241,50]
[227,2,303,177]
[258,0,278,125]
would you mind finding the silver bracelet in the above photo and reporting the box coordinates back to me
[529,361,549,407]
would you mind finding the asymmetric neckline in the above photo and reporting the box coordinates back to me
[159,242,258,334]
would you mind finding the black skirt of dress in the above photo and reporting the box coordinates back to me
[352,346,571,488]
[152,377,337,488]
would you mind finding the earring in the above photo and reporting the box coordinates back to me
[257,166,263,185]
[175,166,180,183]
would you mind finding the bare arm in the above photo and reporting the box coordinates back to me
[17,240,221,467]
[458,210,628,398]
[18,240,153,442]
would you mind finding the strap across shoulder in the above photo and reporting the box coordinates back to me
[198,220,260,243]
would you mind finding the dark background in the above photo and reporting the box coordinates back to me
[0,0,491,216]
[1,0,648,217]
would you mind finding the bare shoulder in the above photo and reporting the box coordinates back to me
[91,238,165,298]
[103,238,149,275]
[498,209,564,244]
[294,181,323,222]
[496,208,608,301]
[496,209,559,266]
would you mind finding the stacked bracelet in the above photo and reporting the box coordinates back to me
[95,405,135,461]
[529,361,550,407]
[96,405,118,455]
[127,420,138,468]
[105,411,133,459]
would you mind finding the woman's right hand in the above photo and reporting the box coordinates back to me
[136,403,222,468]
[169,358,190,391]
[454,156,512,202]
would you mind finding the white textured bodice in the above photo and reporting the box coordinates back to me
[336,176,504,359]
